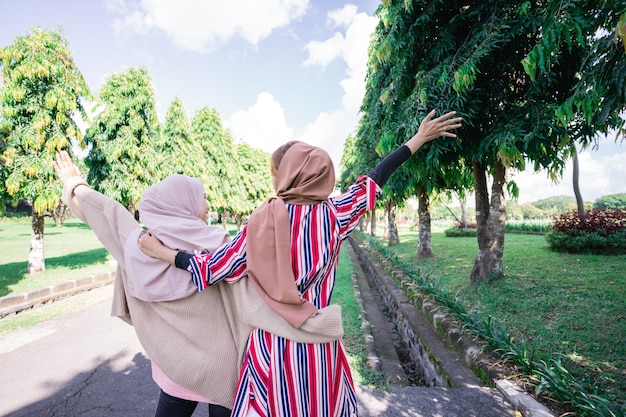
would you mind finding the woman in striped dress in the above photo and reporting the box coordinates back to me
[139,109,462,416]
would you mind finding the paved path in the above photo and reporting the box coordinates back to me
[0,285,519,417]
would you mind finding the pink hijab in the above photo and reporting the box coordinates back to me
[246,141,336,328]
[124,175,230,301]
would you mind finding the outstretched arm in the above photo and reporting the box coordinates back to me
[52,150,139,265]
[368,110,462,188]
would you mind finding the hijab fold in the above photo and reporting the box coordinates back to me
[125,175,229,301]
[247,141,335,328]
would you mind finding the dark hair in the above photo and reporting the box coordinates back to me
[271,141,297,175]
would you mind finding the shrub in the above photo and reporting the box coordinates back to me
[505,220,551,234]
[444,227,477,237]
[546,209,626,254]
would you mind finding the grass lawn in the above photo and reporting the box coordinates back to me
[367,225,626,406]
[0,216,115,297]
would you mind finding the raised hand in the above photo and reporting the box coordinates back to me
[406,110,463,153]
[52,150,82,183]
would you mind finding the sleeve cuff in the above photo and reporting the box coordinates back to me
[175,251,194,270]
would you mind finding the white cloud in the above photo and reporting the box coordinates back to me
[109,0,309,53]
[510,144,626,203]
[297,9,377,173]
[302,33,345,68]
[225,6,377,175]
[327,4,359,28]
[224,92,293,154]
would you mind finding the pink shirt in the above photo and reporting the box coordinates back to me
[151,360,212,403]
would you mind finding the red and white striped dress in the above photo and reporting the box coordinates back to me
[188,176,380,417]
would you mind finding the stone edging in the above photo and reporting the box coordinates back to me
[0,271,116,319]
[348,234,556,417]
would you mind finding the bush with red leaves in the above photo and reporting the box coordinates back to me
[551,209,626,236]
[546,209,626,254]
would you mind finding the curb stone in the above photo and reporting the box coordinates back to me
[0,270,116,319]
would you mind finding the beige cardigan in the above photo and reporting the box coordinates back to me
[62,177,343,409]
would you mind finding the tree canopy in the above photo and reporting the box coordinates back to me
[350,0,626,282]
[84,66,160,212]
[0,27,91,214]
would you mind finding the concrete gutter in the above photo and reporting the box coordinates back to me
[348,234,556,417]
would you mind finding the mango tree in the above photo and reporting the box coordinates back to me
[190,107,240,227]
[160,95,194,177]
[0,28,91,273]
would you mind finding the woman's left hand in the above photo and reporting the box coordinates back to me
[138,231,165,257]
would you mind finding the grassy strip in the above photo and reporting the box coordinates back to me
[360,227,625,416]
[334,246,386,389]
[0,286,113,337]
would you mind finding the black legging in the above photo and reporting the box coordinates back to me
[155,390,231,417]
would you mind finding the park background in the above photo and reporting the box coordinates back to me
[1,1,625,417]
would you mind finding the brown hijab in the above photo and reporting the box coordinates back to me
[247,141,336,328]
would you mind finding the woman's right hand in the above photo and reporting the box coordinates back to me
[405,110,462,153]
[52,150,82,183]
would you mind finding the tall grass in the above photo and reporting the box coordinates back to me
[334,246,386,388]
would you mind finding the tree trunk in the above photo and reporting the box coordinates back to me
[572,146,586,220]
[369,208,376,236]
[28,212,46,274]
[386,199,399,246]
[416,187,433,259]
[458,194,468,228]
[359,215,367,232]
[443,203,461,225]
[382,205,389,241]
[52,202,69,227]
[235,215,244,232]
[470,160,506,283]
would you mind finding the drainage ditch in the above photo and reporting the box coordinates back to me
[346,234,483,389]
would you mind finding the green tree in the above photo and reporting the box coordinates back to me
[339,132,378,233]
[593,193,626,210]
[359,0,474,257]
[84,66,161,213]
[534,196,578,215]
[190,107,239,225]
[233,142,273,228]
[0,27,91,273]
[520,203,546,220]
[160,95,193,177]
[362,0,625,283]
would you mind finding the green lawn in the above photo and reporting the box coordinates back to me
[0,216,115,297]
[367,225,626,406]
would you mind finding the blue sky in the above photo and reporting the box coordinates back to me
[1,0,624,204]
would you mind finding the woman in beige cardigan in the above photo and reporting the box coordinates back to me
[53,151,343,417]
